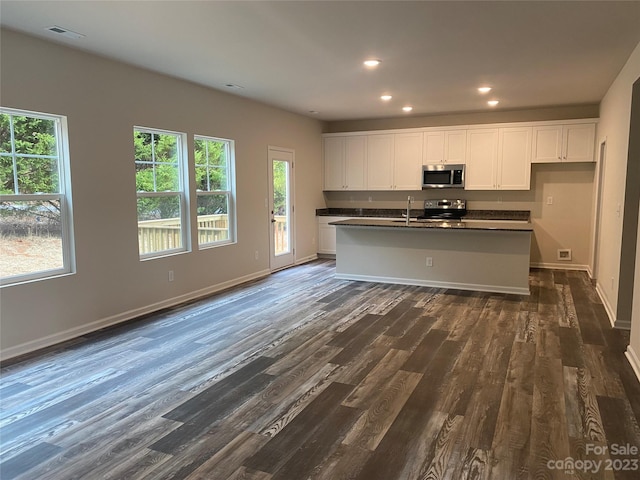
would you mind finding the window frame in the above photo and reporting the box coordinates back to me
[0,107,75,286]
[194,135,236,249]
[134,126,190,260]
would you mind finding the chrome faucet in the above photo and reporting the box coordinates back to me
[406,196,412,226]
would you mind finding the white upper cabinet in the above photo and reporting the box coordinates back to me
[564,123,596,162]
[532,123,596,163]
[344,135,367,189]
[323,135,367,190]
[423,130,466,164]
[322,118,596,191]
[367,134,395,190]
[394,132,423,190]
[465,127,531,190]
[444,130,467,164]
[465,129,499,190]
[498,127,532,190]
[323,136,345,190]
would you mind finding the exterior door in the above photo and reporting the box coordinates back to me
[268,147,295,271]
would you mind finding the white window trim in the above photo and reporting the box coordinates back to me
[0,107,75,286]
[194,135,236,249]
[134,126,191,260]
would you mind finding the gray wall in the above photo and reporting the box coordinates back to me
[325,105,600,133]
[0,29,325,357]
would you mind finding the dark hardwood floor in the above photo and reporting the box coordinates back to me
[1,259,639,480]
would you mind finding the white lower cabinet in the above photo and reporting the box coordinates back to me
[317,216,345,254]
[465,127,531,190]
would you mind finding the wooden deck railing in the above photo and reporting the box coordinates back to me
[273,216,288,255]
[138,214,287,254]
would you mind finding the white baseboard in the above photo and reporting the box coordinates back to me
[335,273,529,295]
[0,268,271,362]
[586,265,594,279]
[594,282,628,329]
[596,282,616,327]
[529,262,590,271]
[625,346,640,383]
[295,254,318,265]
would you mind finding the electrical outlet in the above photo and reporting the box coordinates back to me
[168,270,174,282]
[368,196,373,202]
[546,196,553,205]
[426,256,433,267]
[254,251,259,260]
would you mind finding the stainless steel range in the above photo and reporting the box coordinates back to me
[418,199,467,221]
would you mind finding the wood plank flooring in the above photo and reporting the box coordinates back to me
[1,259,639,480]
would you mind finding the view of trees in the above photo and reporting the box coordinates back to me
[0,114,59,195]
[134,132,231,222]
[272,160,288,216]
[134,130,181,221]
[194,137,229,219]
[0,113,62,236]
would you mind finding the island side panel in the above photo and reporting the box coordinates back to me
[335,225,531,295]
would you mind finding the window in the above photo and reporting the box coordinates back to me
[0,107,74,284]
[194,136,235,248]
[134,127,189,258]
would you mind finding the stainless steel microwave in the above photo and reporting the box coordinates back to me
[422,164,465,189]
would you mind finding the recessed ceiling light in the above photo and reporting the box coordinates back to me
[402,106,413,112]
[364,59,381,68]
[380,95,392,101]
[487,100,499,107]
[478,87,492,94]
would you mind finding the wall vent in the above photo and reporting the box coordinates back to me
[46,26,85,40]
[557,249,572,261]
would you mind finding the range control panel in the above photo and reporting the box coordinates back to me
[423,199,466,210]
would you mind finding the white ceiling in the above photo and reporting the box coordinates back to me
[2,1,640,121]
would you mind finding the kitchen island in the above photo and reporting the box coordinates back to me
[330,218,533,295]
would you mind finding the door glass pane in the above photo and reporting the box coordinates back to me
[272,159,289,256]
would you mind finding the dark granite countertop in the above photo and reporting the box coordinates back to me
[316,208,530,222]
[329,218,533,232]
